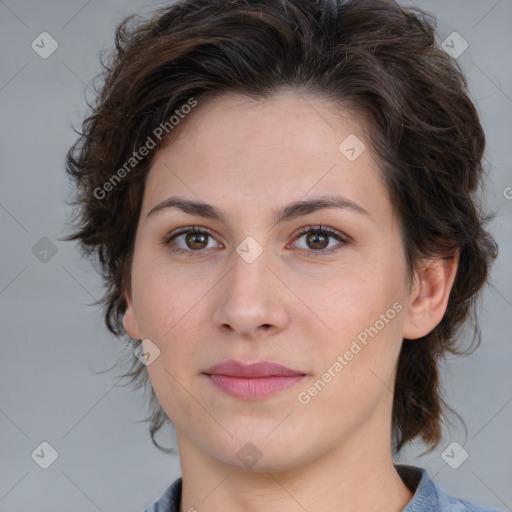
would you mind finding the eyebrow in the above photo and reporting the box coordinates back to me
[146,194,369,225]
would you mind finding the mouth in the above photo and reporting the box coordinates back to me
[203,360,307,400]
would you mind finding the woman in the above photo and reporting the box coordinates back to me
[63,0,500,510]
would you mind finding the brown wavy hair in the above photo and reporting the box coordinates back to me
[61,0,497,454]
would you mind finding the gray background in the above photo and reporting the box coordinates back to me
[0,0,511,511]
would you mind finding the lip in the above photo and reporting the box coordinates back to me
[203,360,306,400]
[205,360,305,377]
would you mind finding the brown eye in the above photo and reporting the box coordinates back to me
[163,226,221,255]
[291,225,348,257]
[305,232,330,250]
[185,231,209,250]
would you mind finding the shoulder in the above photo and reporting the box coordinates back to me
[395,464,503,512]
[143,476,182,512]
[435,481,503,512]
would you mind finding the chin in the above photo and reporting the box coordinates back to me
[206,434,311,473]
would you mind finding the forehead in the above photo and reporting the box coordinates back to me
[158,90,369,163]
[141,90,390,225]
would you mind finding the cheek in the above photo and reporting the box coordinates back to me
[130,252,207,340]
[298,270,405,394]
[303,268,402,339]
[296,295,404,434]
[141,303,205,427]
[145,362,208,441]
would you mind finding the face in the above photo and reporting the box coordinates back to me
[123,90,413,471]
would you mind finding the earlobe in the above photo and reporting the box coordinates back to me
[402,250,459,340]
[123,290,141,340]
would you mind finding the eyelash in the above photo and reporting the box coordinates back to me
[161,224,348,258]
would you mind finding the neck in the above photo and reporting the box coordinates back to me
[177,420,413,512]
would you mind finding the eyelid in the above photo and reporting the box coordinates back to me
[287,224,349,255]
[162,225,223,249]
[291,224,348,242]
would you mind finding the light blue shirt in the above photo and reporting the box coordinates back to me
[144,464,503,511]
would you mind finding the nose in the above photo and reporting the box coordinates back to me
[211,242,289,338]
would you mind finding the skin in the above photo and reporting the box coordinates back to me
[123,90,458,512]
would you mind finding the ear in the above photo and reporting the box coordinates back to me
[123,289,141,340]
[402,250,459,340]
